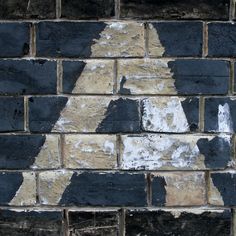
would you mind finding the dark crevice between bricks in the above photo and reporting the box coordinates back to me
[96,98,141,133]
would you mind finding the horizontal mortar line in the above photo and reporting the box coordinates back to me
[0,206,232,211]
[0,19,233,23]
[0,169,235,173]
[0,131,234,135]
[1,56,236,61]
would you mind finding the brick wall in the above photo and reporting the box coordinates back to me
[0,0,235,235]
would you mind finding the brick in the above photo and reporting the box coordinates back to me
[61,0,115,19]
[118,59,229,95]
[64,135,117,169]
[120,0,230,20]
[208,23,236,57]
[36,22,144,58]
[125,209,232,236]
[0,97,24,132]
[68,211,119,236]
[39,171,147,206]
[0,172,36,205]
[121,134,231,170]
[151,172,206,206]
[209,171,236,206]
[0,135,60,169]
[63,60,114,94]
[142,97,199,132]
[0,60,57,95]
[148,22,202,57]
[0,23,30,57]
[204,97,236,133]
[0,209,62,236]
[29,96,140,133]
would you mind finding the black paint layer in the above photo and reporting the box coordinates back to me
[0,60,57,95]
[60,172,147,206]
[62,61,87,93]
[0,172,23,204]
[168,59,229,95]
[151,176,166,206]
[61,0,115,19]
[120,0,230,20]
[36,22,106,57]
[68,211,118,236]
[119,76,131,95]
[96,98,141,133]
[204,97,236,132]
[181,97,199,131]
[29,96,68,132]
[0,135,46,169]
[125,210,232,236]
[0,23,29,57]
[151,22,202,57]
[0,0,56,19]
[0,97,24,132]
[208,23,236,57]
[197,136,231,169]
[0,210,62,236]
[211,173,236,205]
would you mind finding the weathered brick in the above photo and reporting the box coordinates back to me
[61,0,115,19]
[36,22,144,58]
[204,97,236,133]
[118,59,229,95]
[0,23,30,57]
[0,209,63,236]
[68,211,119,236]
[151,172,206,206]
[0,0,56,19]
[63,60,114,94]
[125,209,232,236]
[0,135,60,169]
[29,96,140,133]
[64,135,117,169]
[208,23,236,57]
[120,0,230,20]
[209,171,236,206]
[121,134,231,170]
[0,60,57,95]
[142,97,199,132]
[39,171,147,206]
[0,172,36,205]
[0,97,24,132]
[148,22,202,57]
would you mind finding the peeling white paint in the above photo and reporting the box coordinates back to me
[103,140,115,155]
[109,22,126,30]
[218,103,233,132]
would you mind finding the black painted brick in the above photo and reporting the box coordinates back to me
[0,135,46,169]
[208,23,236,57]
[61,0,115,19]
[0,60,57,95]
[68,211,119,236]
[60,172,147,206]
[120,0,230,20]
[29,96,68,132]
[0,210,63,236]
[169,59,229,95]
[0,0,56,19]
[149,22,203,57]
[125,210,232,236]
[204,97,236,132]
[36,22,106,57]
[0,97,24,132]
[0,23,30,57]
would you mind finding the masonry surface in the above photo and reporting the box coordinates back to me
[0,0,236,235]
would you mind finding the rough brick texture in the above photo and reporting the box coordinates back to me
[0,0,235,235]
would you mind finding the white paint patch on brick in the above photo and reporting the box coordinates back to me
[218,103,233,133]
[142,97,189,132]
